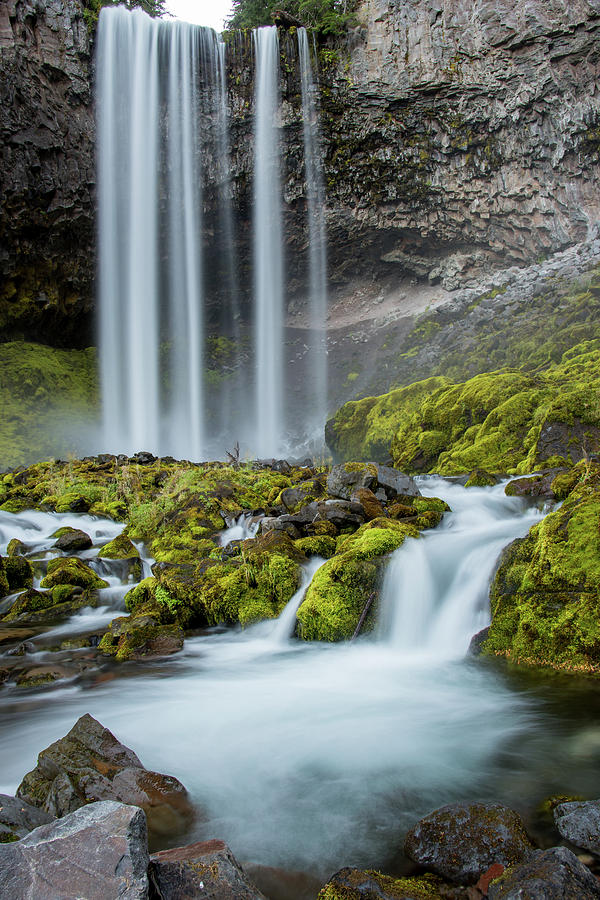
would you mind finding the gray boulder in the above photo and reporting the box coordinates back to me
[0,800,149,899]
[17,713,194,842]
[374,464,421,499]
[487,846,600,899]
[53,527,93,552]
[150,839,267,899]
[327,462,421,502]
[0,793,54,841]
[404,801,534,884]
[554,800,600,856]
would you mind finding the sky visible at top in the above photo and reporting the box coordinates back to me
[165,0,235,31]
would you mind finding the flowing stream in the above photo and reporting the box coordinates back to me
[1,482,600,882]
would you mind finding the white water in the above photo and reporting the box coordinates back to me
[253,26,285,457]
[268,555,326,642]
[3,482,591,880]
[298,29,328,436]
[219,513,262,546]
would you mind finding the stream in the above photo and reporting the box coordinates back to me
[1,479,600,883]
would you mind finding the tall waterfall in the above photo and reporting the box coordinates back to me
[96,10,328,461]
[298,28,328,439]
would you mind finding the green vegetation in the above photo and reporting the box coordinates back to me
[0,342,98,470]
[328,342,600,476]
[227,0,358,35]
[318,869,448,900]
[82,0,166,32]
[484,459,600,673]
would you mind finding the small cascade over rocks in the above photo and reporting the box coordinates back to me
[96,9,328,461]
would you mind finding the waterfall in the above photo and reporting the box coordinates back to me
[97,11,329,461]
[379,479,545,657]
[253,26,285,457]
[298,28,328,439]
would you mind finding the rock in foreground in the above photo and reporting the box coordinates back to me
[404,801,533,884]
[0,800,149,900]
[487,846,600,899]
[150,839,267,899]
[554,800,600,856]
[16,713,194,842]
[0,793,54,841]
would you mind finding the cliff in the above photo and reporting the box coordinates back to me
[1,0,600,342]
[0,0,94,346]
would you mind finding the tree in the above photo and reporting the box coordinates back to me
[82,0,167,32]
[226,0,357,35]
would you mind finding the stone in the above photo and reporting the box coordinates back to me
[315,867,459,899]
[149,839,267,899]
[351,487,386,520]
[373,464,421,499]
[554,800,600,856]
[487,846,600,899]
[0,801,149,899]
[6,538,27,556]
[17,713,194,842]
[467,626,490,657]
[504,470,562,500]
[39,557,108,590]
[327,462,378,500]
[53,527,93,552]
[0,793,54,842]
[404,801,534,884]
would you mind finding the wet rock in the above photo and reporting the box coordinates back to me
[99,533,140,561]
[39,557,109,590]
[17,713,194,842]
[6,539,27,556]
[504,470,563,500]
[316,867,458,899]
[327,462,378,500]
[0,801,149,899]
[466,469,497,487]
[351,487,386,520]
[487,846,600,899]
[0,626,36,645]
[554,800,600,856]
[467,626,490,657]
[0,793,54,841]
[404,801,534,884]
[3,555,34,591]
[99,616,184,662]
[15,664,70,688]
[53,527,93,552]
[150,839,267,899]
[373,464,421,499]
[314,499,366,530]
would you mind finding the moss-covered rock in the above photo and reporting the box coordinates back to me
[40,557,108,591]
[466,468,497,487]
[99,615,184,662]
[2,589,54,621]
[98,534,139,561]
[328,342,600,476]
[295,535,337,558]
[0,559,9,598]
[317,867,449,900]
[3,556,34,592]
[3,587,96,623]
[6,538,27,556]
[296,519,418,642]
[484,460,600,672]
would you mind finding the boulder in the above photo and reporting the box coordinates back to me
[404,802,534,884]
[315,867,456,899]
[327,462,378,500]
[7,538,28,556]
[3,555,34,591]
[504,470,562,500]
[0,801,149,899]
[467,626,490,657]
[554,800,600,856]
[17,713,194,842]
[53,527,93,552]
[374,464,421,499]
[150,839,267,899]
[351,487,386,520]
[0,793,54,841]
[40,557,108,590]
[487,846,600,899]
[99,616,184,662]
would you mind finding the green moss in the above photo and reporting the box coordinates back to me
[0,342,98,470]
[484,461,600,672]
[317,869,447,899]
[99,616,183,662]
[98,533,139,560]
[3,556,33,591]
[295,536,337,558]
[297,520,418,642]
[2,589,54,620]
[40,557,108,590]
[465,469,497,487]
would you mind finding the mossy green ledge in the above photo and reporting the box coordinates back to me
[483,460,600,673]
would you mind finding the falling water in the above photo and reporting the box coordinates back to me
[253,26,285,457]
[298,28,328,436]
[97,8,227,459]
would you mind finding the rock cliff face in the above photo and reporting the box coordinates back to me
[321,0,600,289]
[0,0,94,346]
[1,0,600,343]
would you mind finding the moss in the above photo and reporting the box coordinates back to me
[40,557,108,590]
[0,560,9,598]
[7,539,27,556]
[98,617,184,662]
[484,461,600,672]
[466,469,497,487]
[0,342,98,470]
[295,536,337,558]
[297,520,418,642]
[3,556,33,591]
[98,533,140,561]
[317,868,447,899]
[2,589,54,620]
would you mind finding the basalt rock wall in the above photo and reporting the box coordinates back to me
[0,0,94,346]
[1,0,600,344]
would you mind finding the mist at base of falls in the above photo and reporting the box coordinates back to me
[1,481,599,880]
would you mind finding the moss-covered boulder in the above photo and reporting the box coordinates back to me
[52,527,92,552]
[3,587,97,623]
[99,615,184,662]
[2,589,54,621]
[296,519,419,642]
[484,460,600,672]
[3,555,34,592]
[327,342,600,476]
[98,533,139,560]
[0,559,9,598]
[7,538,27,556]
[39,557,108,591]
[317,867,450,900]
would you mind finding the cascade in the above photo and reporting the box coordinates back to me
[298,28,328,438]
[97,9,329,462]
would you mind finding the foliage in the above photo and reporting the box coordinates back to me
[82,0,167,32]
[226,0,358,35]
